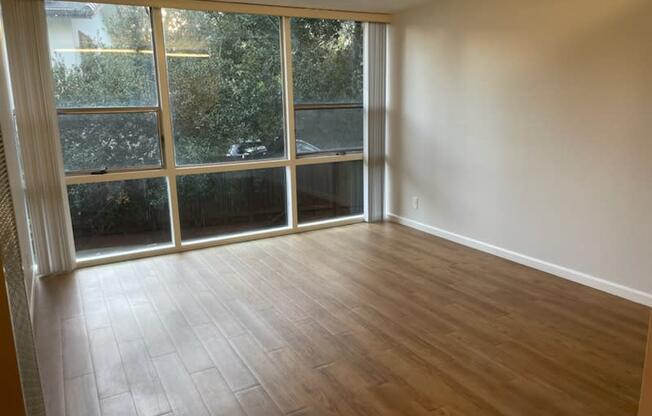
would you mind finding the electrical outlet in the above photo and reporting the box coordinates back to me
[412,196,419,209]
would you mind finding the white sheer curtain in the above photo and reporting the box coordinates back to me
[0,8,35,295]
[364,22,387,223]
[1,0,76,275]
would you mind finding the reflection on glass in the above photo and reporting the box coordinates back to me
[163,9,284,165]
[68,178,172,258]
[59,112,161,172]
[46,2,158,107]
[297,161,363,223]
[178,168,287,241]
[291,18,363,105]
[295,108,363,154]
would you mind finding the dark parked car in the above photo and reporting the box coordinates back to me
[225,140,269,160]
[225,138,321,160]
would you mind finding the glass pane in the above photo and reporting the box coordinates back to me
[178,168,287,241]
[68,178,172,258]
[297,161,363,223]
[59,112,162,172]
[46,1,157,107]
[291,18,363,105]
[163,10,284,165]
[295,107,363,155]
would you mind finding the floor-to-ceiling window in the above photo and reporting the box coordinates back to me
[291,17,364,224]
[45,1,366,262]
[47,3,173,259]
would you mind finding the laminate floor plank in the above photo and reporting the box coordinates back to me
[33,281,65,416]
[131,301,176,358]
[100,392,137,416]
[195,291,247,338]
[54,273,83,321]
[100,267,125,298]
[36,223,648,416]
[268,347,361,416]
[118,339,171,416]
[235,386,283,416]
[229,334,307,414]
[79,272,111,331]
[65,373,101,416]
[152,353,210,416]
[119,266,150,307]
[105,295,141,344]
[225,300,286,352]
[62,316,93,379]
[158,268,212,327]
[193,323,258,392]
[89,326,129,398]
[192,368,247,416]
[82,295,111,332]
[143,274,214,374]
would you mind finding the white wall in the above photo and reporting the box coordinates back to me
[47,7,113,67]
[387,0,652,304]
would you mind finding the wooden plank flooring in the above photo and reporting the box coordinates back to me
[34,222,650,416]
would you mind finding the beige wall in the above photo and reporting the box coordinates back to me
[388,0,652,300]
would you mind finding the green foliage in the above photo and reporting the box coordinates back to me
[59,112,161,172]
[165,10,284,165]
[67,178,170,250]
[177,169,287,237]
[291,17,363,104]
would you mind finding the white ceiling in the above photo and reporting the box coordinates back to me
[207,0,430,14]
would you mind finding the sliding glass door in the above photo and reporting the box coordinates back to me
[45,1,365,261]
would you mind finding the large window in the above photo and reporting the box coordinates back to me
[67,179,172,257]
[58,112,162,172]
[291,18,364,155]
[48,3,158,108]
[297,161,363,223]
[47,1,171,257]
[46,1,366,261]
[163,10,284,165]
[291,18,364,226]
[178,168,287,240]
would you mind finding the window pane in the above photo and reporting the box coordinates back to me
[46,2,157,107]
[59,112,162,172]
[295,107,363,155]
[68,178,172,258]
[297,161,363,223]
[163,10,284,166]
[178,168,287,241]
[291,18,363,105]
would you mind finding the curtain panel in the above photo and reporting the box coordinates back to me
[364,22,387,223]
[1,0,75,275]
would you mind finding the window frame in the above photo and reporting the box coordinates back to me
[50,5,367,266]
[57,106,166,176]
[294,103,364,157]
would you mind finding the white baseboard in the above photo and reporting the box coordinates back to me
[387,213,652,307]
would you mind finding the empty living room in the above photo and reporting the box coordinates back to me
[0,0,651,415]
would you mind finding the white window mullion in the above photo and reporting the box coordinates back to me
[151,7,183,248]
[281,16,298,231]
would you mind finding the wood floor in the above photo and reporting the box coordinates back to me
[34,222,650,416]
